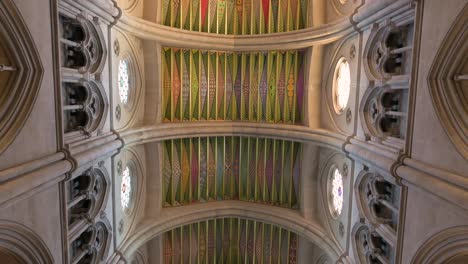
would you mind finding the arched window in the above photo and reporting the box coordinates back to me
[333,58,351,113]
[329,167,344,218]
[120,166,132,212]
[118,59,130,104]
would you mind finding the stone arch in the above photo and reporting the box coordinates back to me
[69,215,112,264]
[351,223,393,264]
[63,80,108,137]
[0,220,54,264]
[0,0,43,154]
[130,249,148,264]
[427,5,468,158]
[356,171,401,237]
[412,226,468,264]
[363,20,413,82]
[119,202,342,261]
[59,13,107,75]
[68,165,110,228]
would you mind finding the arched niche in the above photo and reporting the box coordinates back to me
[69,216,113,264]
[351,223,394,264]
[0,220,53,264]
[427,6,468,158]
[0,0,43,154]
[412,226,468,264]
[360,15,415,151]
[67,165,110,228]
[355,170,400,233]
[58,13,107,75]
[62,80,108,139]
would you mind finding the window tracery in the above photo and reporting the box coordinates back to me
[333,58,351,113]
[118,59,130,104]
[120,166,132,212]
[330,168,344,217]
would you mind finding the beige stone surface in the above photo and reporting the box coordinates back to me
[411,0,468,176]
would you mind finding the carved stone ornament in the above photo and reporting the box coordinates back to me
[114,39,120,56]
[346,108,352,124]
[118,219,124,234]
[0,0,43,154]
[339,222,345,237]
[349,44,356,60]
[115,104,122,121]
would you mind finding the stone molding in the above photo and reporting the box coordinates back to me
[116,201,342,262]
[120,123,347,149]
[60,0,121,25]
[427,5,468,159]
[117,14,353,51]
[0,220,54,264]
[114,0,413,52]
[0,0,44,155]
[130,249,148,264]
[411,226,468,264]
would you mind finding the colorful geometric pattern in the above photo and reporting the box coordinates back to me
[163,218,299,264]
[161,0,308,34]
[162,137,301,208]
[162,48,305,124]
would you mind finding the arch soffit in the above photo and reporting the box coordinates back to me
[0,220,54,264]
[121,122,347,150]
[119,201,343,261]
[0,0,43,155]
[411,226,468,264]
[117,14,354,51]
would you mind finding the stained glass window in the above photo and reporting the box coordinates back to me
[333,58,351,113]
[331,168,344,217]
[118,59,130,104]
[120,166,131,211]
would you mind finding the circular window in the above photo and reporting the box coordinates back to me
[120,166,132,212]
[329,167,344,218]
[118,59,130,104]
[333,58,351,113]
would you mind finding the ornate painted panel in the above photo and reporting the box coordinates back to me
[162,48,305,124]
[162,137,301,208]
[163,218,298,264]
[161,0,308,34]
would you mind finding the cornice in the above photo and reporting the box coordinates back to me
[117,201,342,262]
[117,15,353,51]
[119,123,347,149]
